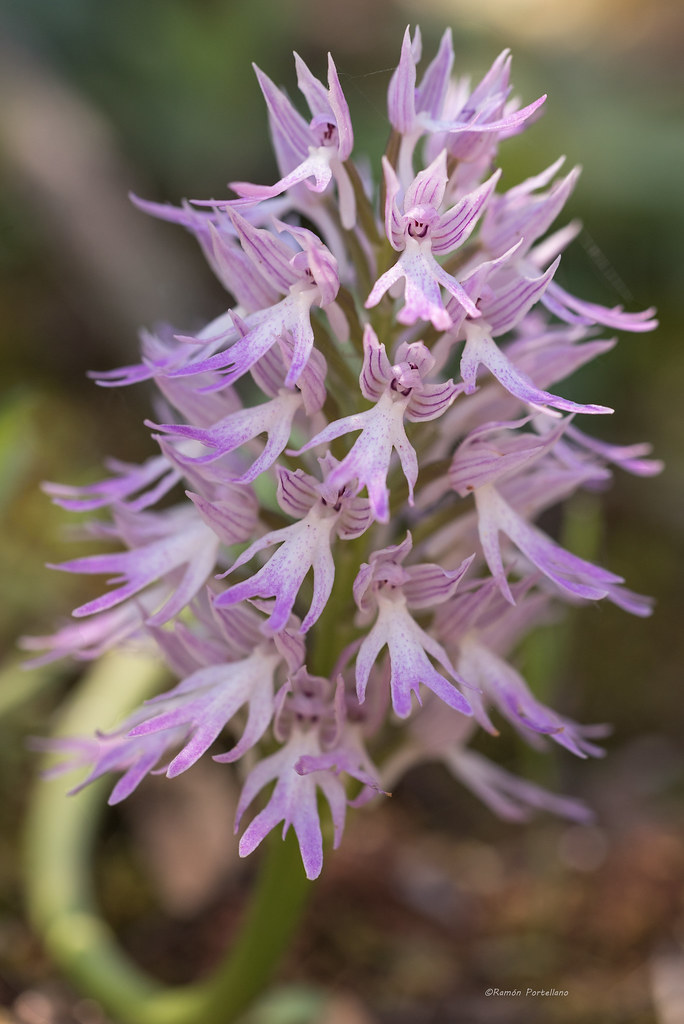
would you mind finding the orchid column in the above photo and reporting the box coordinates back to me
[24,25,660,1024]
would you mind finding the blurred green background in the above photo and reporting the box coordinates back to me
[0,1,683,1022]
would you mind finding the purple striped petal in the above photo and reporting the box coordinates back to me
[480,257,560,337]
[404,149,448,210]
[415,28,453,119]
[403,553,474,608]
[186,489,256,546]
[388,26,419,132]
[252,63,311,168]
[360,324,393,400]
[450,419,566,495]
[227,209,299,294]
[431,169,501,254]
[405,379,461,422]
[326,54,354,161]
[381,157,405,251]
[293,51,329,115]
[277,467,320,518]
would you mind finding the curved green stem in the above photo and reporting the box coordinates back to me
[24,652,314,1024]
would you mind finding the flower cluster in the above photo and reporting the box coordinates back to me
[28,27,660,879]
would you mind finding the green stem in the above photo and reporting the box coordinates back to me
[24,651,313,1024]
[343,159,380,246]
[140,830,311,1024]
[313,320,361,399]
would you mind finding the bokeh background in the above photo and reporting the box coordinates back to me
[0,1,683,1022]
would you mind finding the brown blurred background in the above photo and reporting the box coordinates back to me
[0,1,683,1022]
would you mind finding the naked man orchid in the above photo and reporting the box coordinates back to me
[27,27,660,880]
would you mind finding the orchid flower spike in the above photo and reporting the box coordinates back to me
[33,26,659,881]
